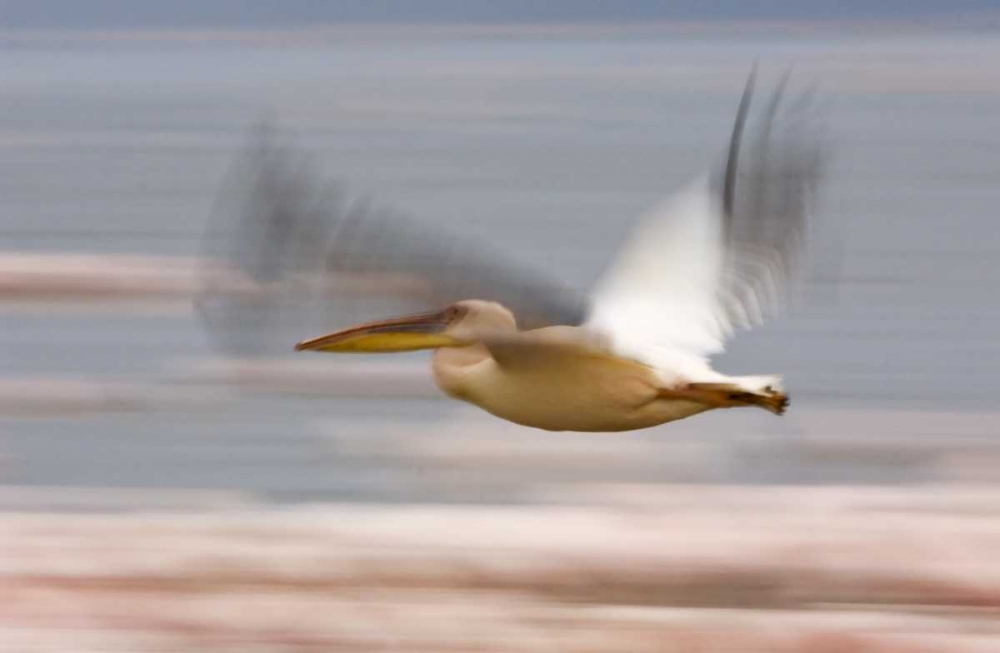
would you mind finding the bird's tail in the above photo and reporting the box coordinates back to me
[686,375,788,415]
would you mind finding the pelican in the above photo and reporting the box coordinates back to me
[199,71,824,432]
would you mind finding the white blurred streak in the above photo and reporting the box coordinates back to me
[0,252,434,306]
[0,253,199,303]
[177,359,439,397]
[0,486,255,512]
[1,488,1000,651]
[0,379,217,416]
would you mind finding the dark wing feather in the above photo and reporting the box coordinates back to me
[713,71,825,330]
[196,126,587,357]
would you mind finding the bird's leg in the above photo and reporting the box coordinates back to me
[669,383,789,415]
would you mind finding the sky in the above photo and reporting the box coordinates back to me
[0,0,996,30]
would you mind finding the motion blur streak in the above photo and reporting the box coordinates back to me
[2,15,1000,652]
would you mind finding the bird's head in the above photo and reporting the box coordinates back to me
[294,299,516,354]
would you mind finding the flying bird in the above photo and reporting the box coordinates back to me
[198,71,824,432]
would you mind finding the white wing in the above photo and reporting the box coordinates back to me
[587,72,824,375]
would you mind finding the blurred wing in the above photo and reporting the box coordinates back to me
[586,71,824,363]
[196,126,587,357]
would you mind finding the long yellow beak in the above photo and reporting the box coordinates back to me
[295,309,460,353]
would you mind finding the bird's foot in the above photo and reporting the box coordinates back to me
[683,382,789,416]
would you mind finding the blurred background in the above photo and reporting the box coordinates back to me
[2,1,1000,651]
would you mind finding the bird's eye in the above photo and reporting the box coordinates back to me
[445,305,468,322]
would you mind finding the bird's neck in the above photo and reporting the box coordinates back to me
[432,344,493,400]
